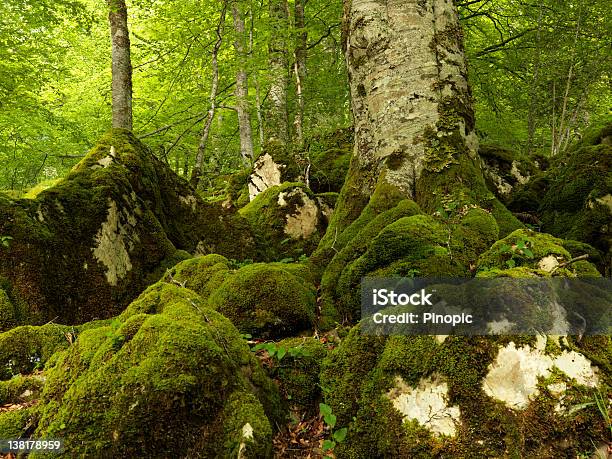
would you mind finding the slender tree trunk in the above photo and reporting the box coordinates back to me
[324,0,478,240]
[293,0,307,145]
[527,4,544,155]
[107,0,133,130]
[248,4,265,149]
[267,0,290,145]
[232,1,255,166]
[190,3,227,188]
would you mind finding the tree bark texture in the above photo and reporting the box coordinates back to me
[267,0,290,145]
[107,0,133,131]
[332,0,478,233]
[232,1,255,166]
[293,0,307,145]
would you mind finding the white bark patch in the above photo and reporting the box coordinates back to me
[248,153,282,200]
[92,200,135,286]
[278,189,319,239]
[482,336,599,410]
[386,374,461,437]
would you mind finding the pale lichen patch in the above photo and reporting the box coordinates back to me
[278,189,319,239]
[179,195,198,212]
[92,200,135,286]
[386,374,461,437]
[237,423,254,459]
[482,336,599,410]
[248,153,282,200]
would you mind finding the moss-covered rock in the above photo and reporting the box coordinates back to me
[321,328,610,458]
[163,254,232,299]
[0,129,256,324]
[28,282,281,458]
[508,124,612,272]
[307,128,352,194]
[240,182,328,261]
[477,229,574,274]
[479,144,536,201]
[0,373,44,404]
[0,288,16,331]
[207,263,316,339]
[0,408,34,438]
[273,337,328,411]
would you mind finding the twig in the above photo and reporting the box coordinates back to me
[550,254,589,274]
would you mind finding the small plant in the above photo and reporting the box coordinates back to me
[251,342,310,362]
[499,236,534,268]
[319,403,348,458]
[568,388,611,437]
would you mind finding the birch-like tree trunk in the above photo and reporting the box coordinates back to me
[190,3,227,188]
[267,0,290,145]
[232,1,255,166]
[107,0,133,130]
[327,0,479,237]
[293,0,307,145]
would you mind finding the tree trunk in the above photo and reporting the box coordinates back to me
[107,0,133,131]
[267,0,290,145]
[293,0,307,145]
[232,1,255,166]
[318,0,483,255]
[190,2,227,188]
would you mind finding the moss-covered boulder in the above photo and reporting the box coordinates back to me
[16,282,282,458]
[321,327,610,458]
[321,207,499,325]
[508,124,612,272]
[273,337,328,411]
[207,263,316,339]
[246,128,352,202]
[479,144,536,201]
[163,253,233,299]
[476,229,602,277]
[0,129,255,325]
[240,183,328,261]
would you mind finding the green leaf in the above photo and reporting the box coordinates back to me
[499,244,511,253]
[322,439,336,452]
[506,258,516,268]
[276,346,287,361]
[319,403,332,417]
[333,427,348,442]
[324,413,337,428]
[522,248,534,258]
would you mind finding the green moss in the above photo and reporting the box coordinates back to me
[0,129,257,325]
[220,391,273,458]
[0,324,78,380]
[477,229,571,273]
[163,254,232,299]
[0,288,16,330]
[0,407,34,438]
[319,199,422,326]
[273,337,328,410]
[207,263,316,338]
[30,282,281,457]
[323,327,608,458]
[23,179,63,199]
[0,374,44,405]
[240,182,325,261]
